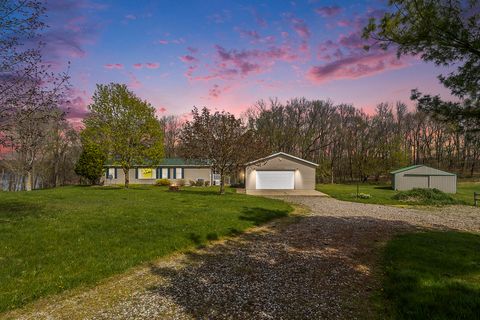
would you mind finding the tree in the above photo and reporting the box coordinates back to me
[179,107,260,194]
[82,83,164,188]
[75,142,106,185]
[0,0,46,139]
[363,0,480,129]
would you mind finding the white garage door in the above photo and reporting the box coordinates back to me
[256,171,294,190]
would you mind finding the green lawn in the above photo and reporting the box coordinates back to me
[381,231,480,319]
[0,186,292,313]
[316,182,480,206]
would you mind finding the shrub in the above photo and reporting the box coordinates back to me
[188,180,196,186]
[169,185,180,191]
[195,179,204,187]
[392,188,462,205]
[155,178,171,186]
[177,179,186,187]
[350,193,371,199]
[204,181,210,187]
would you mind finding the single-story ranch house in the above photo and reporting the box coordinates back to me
[103,152,319,192]
[390,164,457,193]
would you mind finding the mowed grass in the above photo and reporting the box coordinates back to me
[381,231,480,319]
[316,182,480,206]
[0,186,292,313]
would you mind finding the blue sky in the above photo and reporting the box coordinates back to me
[43,0,452,123]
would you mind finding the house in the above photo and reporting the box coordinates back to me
[103,152,318,190]
[244,152,318,192]
[390,165,457,193]
[103,158,212,185]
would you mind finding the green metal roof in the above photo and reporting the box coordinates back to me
[105,158,211,167]
[390,165,423,174]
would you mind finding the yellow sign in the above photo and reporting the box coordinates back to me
[141,168,153,178]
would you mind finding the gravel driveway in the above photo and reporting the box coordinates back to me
[10,197,480,320]
[88,198,480,320]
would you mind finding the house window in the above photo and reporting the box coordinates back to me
[175,168,183,179]
[139,168,154,179]
[107,168,116,179]
[162,168,169,178]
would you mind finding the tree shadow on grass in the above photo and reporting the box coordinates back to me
[142,215,416,319]
[383,231,480,320]
[240,207,289,225]
[0,200,45,221]
[374,186,393,190]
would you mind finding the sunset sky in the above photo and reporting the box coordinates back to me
[45,0,453,123]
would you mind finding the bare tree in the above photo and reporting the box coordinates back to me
[0,0,46,139]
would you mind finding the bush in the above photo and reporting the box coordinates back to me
[177,179,186,187]
[204,181,210,187]
[188,180,196,186]
[195,179,204,187]
[350,193,371,199]
[392,188,462,205]
[155,178,171,186]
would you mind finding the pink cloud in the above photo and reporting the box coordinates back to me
[315,6,342,17]
[104,63,123,69]
[133,63,143,69]
[308,52,408,83]
[337,20,351,27]
[158,107,167,112]
[146,62,160,69]
[179,55,197,63]
[127,72,142,89]
[158,39,169,45]
[290,17,310,39]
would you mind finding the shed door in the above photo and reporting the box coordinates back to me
[256,171,294,190]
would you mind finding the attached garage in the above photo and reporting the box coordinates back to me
[391,165,457,193]
[245,152,317,191]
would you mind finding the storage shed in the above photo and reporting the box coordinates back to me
[391,165,457,193]
[245,152,318,191]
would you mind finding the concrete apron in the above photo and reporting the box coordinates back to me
[245,189,328,196]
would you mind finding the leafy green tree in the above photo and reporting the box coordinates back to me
[179,107,259,194]
[82,83,164,188]
[74,142,106,185]
[363,0,480,129]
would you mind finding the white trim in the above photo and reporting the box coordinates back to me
[246,152,318,167]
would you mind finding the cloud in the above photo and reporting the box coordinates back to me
[127,72,142,89]
[179,55,198,63]
[315,6,342,17]
[39,0,105,64]
[308,51,408,83]
[133,63,143,69]
[308,8,408,84]
[146,62,160,69]
[125,14,136,20]
[238,29,276,44]
[287,15,310,39]
[104,63,123,69]
[158,39,169,45]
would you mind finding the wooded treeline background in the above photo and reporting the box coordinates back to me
[162,99,480,184]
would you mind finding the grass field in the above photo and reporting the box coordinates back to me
[0,185,292,313]
[381,231,480,319]
[316,182,480,206]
